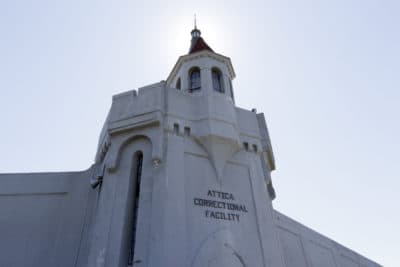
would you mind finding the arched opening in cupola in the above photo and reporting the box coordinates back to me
[189,67,201,91]
[212,67,224,93]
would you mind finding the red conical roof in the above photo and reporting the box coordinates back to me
[189,37,214,54]
[188,27,214,54]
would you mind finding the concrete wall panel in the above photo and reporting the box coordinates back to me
[0,171,92,267]
[277,227,308,267]
[274,211,381,267]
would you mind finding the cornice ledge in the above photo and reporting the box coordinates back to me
[167,50,236,84]
[108,112,161,135]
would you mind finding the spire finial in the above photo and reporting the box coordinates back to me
[191,15,201,38]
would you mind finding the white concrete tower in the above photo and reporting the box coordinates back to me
[86,26,284,267]
[0,25,382,267]
[166,25,239,181]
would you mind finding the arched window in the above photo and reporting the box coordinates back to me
[212,68,224,93]
[176,78,181,90]
[189,67,201,91]
[128,151,143,266]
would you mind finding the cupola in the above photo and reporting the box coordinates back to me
[166,23,236,101]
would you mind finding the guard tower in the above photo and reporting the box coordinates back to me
[0,25,382,267]
[87,25,282,267]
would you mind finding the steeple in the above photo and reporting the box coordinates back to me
[189,17,214,54]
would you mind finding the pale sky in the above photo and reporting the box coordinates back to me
[0,1,399,266]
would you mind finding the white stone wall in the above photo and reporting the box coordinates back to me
[0,58,381,266]
[274,211,382,267]
[0,170,95,267]
[85,80,286,266]
[88,80,380,267]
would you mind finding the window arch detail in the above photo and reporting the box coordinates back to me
[212,68,224,93]
[189,67,201,91]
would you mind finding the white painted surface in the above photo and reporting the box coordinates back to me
[0,46,381,267]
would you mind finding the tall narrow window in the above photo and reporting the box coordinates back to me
[189,67,201,91]
[176,78,181,90]
[128,152,143,266]
[212,68,224,93]
[229,79,235,102]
